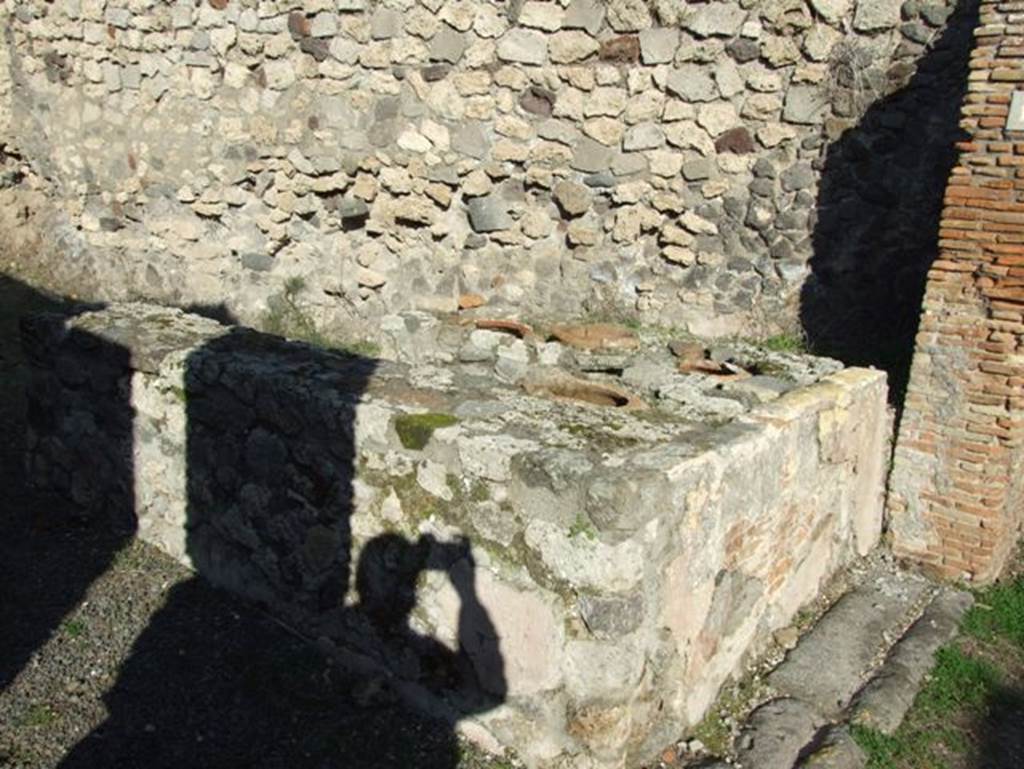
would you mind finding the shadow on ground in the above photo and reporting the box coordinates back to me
[801,0,978,406]
[0,273,506,769]
[973,683,1024,769]
[0,275,123,693]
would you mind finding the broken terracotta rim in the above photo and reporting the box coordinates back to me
[523,377,647,410]
[473,318,534,339]
[548,322,640,351]
[678,359,751,381]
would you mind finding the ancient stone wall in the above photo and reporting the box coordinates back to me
[25,303,890,767]
[1,0,968,343]
[889,0,1024,582]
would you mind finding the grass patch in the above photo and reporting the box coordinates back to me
[17,704,56,728]
[852,645,999,769]
[561,422,640,451]
[393,413,458,451]
[62,618,87,639]
[761,333,807,354]
[567,511,597,540]
[963,575,1024,648]
[111,542,150,571]
[852,722,966,769]
[853,573,1024,769]
[917,645,1002,716]
[262,277,380,357]
[468,478,490,503]
[455,745,521,769]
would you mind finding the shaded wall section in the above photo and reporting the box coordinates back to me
[803,0,978,401]
[0,278,134,692]
[889,0,1024,583]
[53,311,502,769]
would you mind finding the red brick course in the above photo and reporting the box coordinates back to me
[890,0,1024,582]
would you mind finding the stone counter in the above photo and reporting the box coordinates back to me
[24,303,891,767]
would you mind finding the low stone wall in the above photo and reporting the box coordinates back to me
[1,0,970,342]
[24,303,890,767]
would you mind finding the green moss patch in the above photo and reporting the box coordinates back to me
[394,412,458,451]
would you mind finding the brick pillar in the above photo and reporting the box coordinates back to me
[889,0,1024,583]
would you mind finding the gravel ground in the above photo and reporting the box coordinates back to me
[0,274,510,769]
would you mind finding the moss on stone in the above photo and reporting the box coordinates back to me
[385,472,442,533]
[394,412,458,451]
[568,511,597,540]
[561,421,641,451]
[469,478,490,502]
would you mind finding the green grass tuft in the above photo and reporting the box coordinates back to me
[262,277,380,357]
[62,619,87,639]
[963,575,1024,649]
[18,704,56,728]
[916,645,1001,716]
[568,511,597,540]
[852,722,964,769]
[852,643,1006,769]
[761,333,807,354]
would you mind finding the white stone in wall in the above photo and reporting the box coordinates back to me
[496,28,547,65]
[404,6,440,38]
[263,59,295,90]
[639,28,679,64]
[606,0,652,32]
[648,150,684,177]
[763,35,802,67]
[519,2,565,32]
[685,2,747,38]
[583,117,625,146]
[452,70,492,96]
[584,87,627,118]
[624,90,666,124]
[563,0,605,36]
[715,59,745,99]
[465,6,501,37]
[665,65,718,102]
[854,0,901,32]
[809,0,853,25]
[397,129,432,153]
[624,122,665,151]
[783,84,828,124]
[439,1,478,32]
[804,23,841,62]
[697,102,739,137]
[744,93,785,121]
[548,30,599,63]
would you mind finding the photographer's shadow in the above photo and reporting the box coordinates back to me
[356,533,507,710]
[56,327,508,769]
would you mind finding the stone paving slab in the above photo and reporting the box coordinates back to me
[798,725,866,769]
[768,566,932,716]
[734,698,825,769]
[850,587,974,733]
